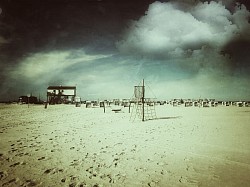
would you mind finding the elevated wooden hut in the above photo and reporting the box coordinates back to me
[46,85,76,105]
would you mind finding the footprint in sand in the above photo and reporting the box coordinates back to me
[44,168,64,174]
[9,148,18,153]
[9,162,22,167]
[44,169,53,174]
[23,179,42,186]
[2,177,20,186]
[148,180,159,187]
[38,157,46,161]
[78,182,87,187]
[69,159,82,167]
[0,171,8,180]
[0,153,6,161]
[69,182,77,187]
[15,152,25,157]
[66,175,83,187]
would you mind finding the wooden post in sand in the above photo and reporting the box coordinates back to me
[45,94,48,109]
[27,94,30,108]
[142,79,145,122]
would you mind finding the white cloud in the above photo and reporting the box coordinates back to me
[117,1,249,58]
[3,50,141,100]
[232,3,250,36]
[115,1,250,101]
[191,1,233,33]
[1,50,114,100]
[10,50,111,81]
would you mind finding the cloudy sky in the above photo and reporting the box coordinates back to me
[0,0,249,101]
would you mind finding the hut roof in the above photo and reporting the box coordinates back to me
[47,86,76,90]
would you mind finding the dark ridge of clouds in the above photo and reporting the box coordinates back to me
[222,39,250,72]
[0,0,154,57]
[220,3,250,74]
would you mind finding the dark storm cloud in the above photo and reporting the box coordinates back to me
[222,39,250,72]
[0,0,153,54]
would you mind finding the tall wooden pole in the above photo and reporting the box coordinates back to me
[45,92,48,109]
[142,79,145,122]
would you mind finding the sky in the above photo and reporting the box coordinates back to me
[0,0,250,101]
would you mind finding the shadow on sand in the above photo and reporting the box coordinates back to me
[148,116,182,121]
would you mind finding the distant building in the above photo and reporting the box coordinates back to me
[19,96,38,104]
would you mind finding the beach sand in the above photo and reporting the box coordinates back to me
[0,103,250,187]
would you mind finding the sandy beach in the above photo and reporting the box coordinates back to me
[0,103,250,187]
